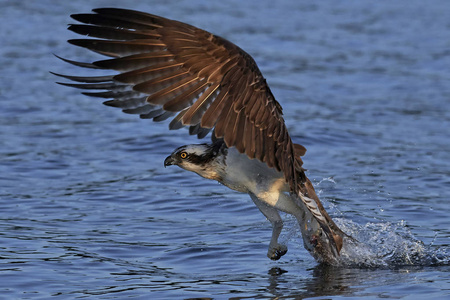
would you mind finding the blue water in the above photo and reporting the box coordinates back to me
[1,0,449,299]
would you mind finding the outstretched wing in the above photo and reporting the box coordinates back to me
[55,8,340,253]
[55,8,300,189]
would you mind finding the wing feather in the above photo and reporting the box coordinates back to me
[182,82,220,125]
[114,62,183,84]
[94,53,176,71]
[233,110,246,153]
[68,24,160,40]
[68,39,166,57]
[144,75,199,105]
[213,96,234,139]
[163,80,208,112]
[133,69,190,94]
[103,97,148,110]
[200,89,229,129]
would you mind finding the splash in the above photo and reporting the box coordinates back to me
[335,218,449,268]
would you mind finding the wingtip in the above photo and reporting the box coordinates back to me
[53,54,100,69]
[91,7,120,14]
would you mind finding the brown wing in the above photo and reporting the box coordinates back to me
[55,8,302,192]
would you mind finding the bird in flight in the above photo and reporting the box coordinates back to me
[54,8,346,264]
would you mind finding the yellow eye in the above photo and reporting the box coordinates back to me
[180,152,187,159]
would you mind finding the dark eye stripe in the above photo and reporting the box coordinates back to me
[186,154,206,165]
[178,140,226,165]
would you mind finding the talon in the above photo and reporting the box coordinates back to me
[268,244,288,260]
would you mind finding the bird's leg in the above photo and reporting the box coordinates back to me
[249,194,288,260]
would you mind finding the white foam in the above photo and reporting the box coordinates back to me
[334,218,449,268]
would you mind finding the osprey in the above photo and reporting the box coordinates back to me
[55,8,346,264]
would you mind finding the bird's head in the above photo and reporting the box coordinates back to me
[164,143,224,181]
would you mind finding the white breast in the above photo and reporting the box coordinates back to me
[219,147,288,195]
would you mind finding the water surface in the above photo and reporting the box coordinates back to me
[1,0,449,299]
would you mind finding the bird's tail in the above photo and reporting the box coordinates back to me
[294,175,345,264]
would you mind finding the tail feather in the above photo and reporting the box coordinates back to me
[297,192,341,256]
[296,170,345,258]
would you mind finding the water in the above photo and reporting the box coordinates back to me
[1,0,449,298]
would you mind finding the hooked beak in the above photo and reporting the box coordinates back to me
[164,155,175,167]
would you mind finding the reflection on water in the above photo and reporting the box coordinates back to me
[265,263,450,299]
